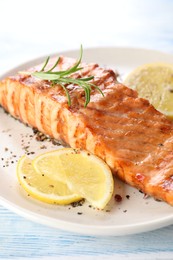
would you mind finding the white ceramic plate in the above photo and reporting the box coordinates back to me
[1,47,173,236]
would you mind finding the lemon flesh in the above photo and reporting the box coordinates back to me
[32,150,66,182]
[33,148,114,209]
[124,63,173,119]
[17,156,82,205]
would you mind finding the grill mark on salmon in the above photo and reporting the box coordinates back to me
[1,56,173,205]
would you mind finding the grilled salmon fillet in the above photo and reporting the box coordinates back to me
[1,56,173,206]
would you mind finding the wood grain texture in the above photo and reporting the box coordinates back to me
[0,206,173,258]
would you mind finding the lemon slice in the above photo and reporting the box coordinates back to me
[33,148,114,209]
[17,155,82,205]
[124,63,173,119]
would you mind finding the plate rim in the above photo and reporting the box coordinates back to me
[1,195,173,236]
[1,46,173,80]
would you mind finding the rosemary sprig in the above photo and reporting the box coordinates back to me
[32,45,104,107]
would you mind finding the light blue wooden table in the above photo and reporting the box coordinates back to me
[1,0,173,259]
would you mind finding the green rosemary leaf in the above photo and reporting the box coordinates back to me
[47,57,61,72]
[59,45,83,77]
[84,86,91,107]
[32,72,61,81]
[53,67,83,77]
[41,56,50,71]
[89,83,104,97]
[58,83,71,106]
[72,44,83,70]
[76,76,94,82]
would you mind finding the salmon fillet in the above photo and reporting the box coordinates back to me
[1,56,173,206]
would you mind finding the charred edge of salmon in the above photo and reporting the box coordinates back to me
[0,104,69,147]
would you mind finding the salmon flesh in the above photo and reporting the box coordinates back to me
[0,56,173,205]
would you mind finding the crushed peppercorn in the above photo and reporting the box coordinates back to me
[114,194,122,202]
